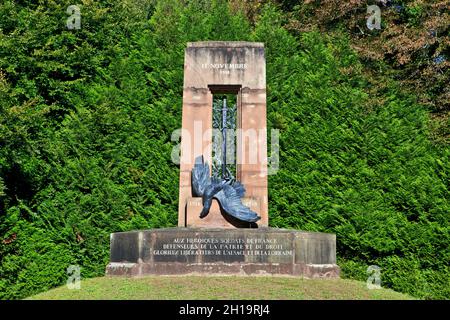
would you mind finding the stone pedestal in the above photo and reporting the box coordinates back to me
[186,197,261,228]
[106,228,340,278]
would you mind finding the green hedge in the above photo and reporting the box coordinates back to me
[0,0,448,299]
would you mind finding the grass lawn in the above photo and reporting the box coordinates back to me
[28,276,413,300]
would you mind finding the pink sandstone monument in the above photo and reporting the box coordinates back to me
[178,41,268,229]
[106,42,340,278]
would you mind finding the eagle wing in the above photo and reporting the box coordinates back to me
[191,155,211,196]
[214,183,261,223]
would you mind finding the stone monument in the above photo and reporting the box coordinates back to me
[106,42,340,277]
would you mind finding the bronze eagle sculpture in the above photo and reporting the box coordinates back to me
[191,155,261,223]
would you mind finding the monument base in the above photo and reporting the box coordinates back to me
[106,228,340,278]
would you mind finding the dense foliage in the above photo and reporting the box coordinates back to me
[0,0,448,299]
[287,0,449,111]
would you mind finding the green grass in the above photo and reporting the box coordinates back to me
[27,276,413,300]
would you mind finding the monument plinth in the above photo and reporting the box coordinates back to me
[179,41,268,228]
[106,41,340,278]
